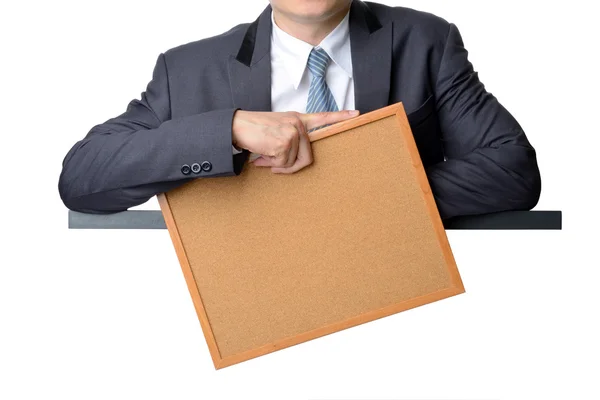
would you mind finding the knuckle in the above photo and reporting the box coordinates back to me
[284,124,299,137]
[285,114,302,126]
[272,134,290,152]
[288,115,302,125]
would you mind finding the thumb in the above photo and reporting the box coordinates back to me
[299,109,360,131]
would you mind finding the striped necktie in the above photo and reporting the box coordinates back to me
[306,47,339,116]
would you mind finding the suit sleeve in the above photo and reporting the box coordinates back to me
[426,23,541,220]
[58,52,249,214]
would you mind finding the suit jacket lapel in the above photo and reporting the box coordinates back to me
[349,0,392,114]
[228,5,273,112]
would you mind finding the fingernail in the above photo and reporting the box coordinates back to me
[348,110,359,116]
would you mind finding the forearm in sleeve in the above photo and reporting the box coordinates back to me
[58,52,248,213]
[59,109,246,213]
[428,23,541,220]
[426,139,541,220]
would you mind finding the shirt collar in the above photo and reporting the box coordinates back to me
[271,9,352,90]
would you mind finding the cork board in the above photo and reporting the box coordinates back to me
[158,102,464,369]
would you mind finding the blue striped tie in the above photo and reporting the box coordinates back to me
[306,47,339,124]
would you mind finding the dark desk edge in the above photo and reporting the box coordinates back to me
[68,210,562,230]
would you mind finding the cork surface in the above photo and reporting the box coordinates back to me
[164,111,459,361]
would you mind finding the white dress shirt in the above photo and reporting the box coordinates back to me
[270,9,354,113]
[234,9,355,155]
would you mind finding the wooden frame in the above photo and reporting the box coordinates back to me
[158,102,464,369]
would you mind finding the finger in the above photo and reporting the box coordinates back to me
[253,154,295,168]
[284,125,300,167]
[252,155,275,167]
[298,109,360,131]
[271,129,313,174]
[252,128,298,168]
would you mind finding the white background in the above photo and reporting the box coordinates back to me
[1,0,598,399]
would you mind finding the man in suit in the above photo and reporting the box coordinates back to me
[58,0,541,220]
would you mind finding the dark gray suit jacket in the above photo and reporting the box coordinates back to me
[58,0,541,220]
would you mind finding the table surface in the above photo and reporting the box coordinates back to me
[67,210,562,230]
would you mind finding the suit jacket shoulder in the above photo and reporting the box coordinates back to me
[366,1,450,39]
[165,22,249,58]
[161,22,250,75]
[156,22,253,107]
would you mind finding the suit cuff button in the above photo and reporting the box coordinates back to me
[181,164,191,175]
[201,161,212,172]
[191,162,201,174]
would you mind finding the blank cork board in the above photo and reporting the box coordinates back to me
[158,102,464,369]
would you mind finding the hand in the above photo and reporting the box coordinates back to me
[232,109,360,174]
